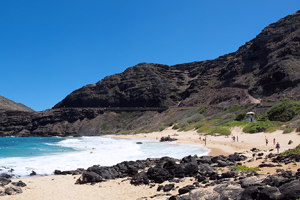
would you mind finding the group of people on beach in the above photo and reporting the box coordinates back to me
[265,137,280,153]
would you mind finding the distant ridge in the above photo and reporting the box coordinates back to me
[0,95,34,112]
[54,10,300,109]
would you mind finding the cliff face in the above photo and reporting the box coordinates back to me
[0,108,104,137]
[54,11,300,109]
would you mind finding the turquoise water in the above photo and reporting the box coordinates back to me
[0,136,209,177]
[0,137,75,158]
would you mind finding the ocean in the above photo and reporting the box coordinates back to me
[0,136,210,177]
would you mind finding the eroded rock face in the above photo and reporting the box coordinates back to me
[0,108,104,137]
[54,10,300,109]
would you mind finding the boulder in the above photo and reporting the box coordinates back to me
[147,167,172,183]
[87,166,120,179]
[163,184,174,192]
[214,183,244,200]
[258,163,276,168]
[30,171,37,176]
[257,186,281,200]
[12,181,27,187]
[76,171,104,184]
[221,171,237,179]
[279,180,300,199]
[262,174,290,187]
[189,188,220,199]
[160,136,177,142]
[239,175,267,188]
[239,186,261,200]
[183,162,198,176]
[178,185,196,195]
[0,177,11,186]
[130,172,149,185]
[5,187,22,195]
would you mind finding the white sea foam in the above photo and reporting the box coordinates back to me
[0,136,210,177]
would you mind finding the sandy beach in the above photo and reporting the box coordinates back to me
[2,127,300,200]
[108,127,300,157]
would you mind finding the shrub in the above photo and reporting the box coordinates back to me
[158,125,166,131]
[194,122,205,129]
[225,104,245,112]
[187,114,204,124]
[179,122,189,128]
[243,121,271,133]
[243,120,282,133]
[198,105,208,114]
[266,99,275,102]
[172,124,180,130]
[263,98,300,122]
[234,113,246,121]
[283,127,294,134]
[296,125,300,132]
[257,116,268,121]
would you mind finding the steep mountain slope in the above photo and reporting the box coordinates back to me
[54,10,300,109]
[0,95,34,112]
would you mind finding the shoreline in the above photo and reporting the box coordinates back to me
[2,128,300,199]
[106,127,300,157]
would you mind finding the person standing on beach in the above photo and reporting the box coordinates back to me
[273,138,276,145]
[266,138,268,146]
[237,136,238,142]
[276,142,280,153]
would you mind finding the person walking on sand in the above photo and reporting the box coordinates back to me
[237,136,238,142]
[276,142,280,153]
[266,138,268,146]
[273,138,276,145]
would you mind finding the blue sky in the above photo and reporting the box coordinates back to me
[1,1,300,111]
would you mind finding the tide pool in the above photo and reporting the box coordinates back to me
[0,136,210,177]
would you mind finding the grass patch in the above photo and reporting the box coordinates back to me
[197,126,231,135]
[280,144,300,155]
[221,120,249,128]
[231,165,260,172]
[265,126,277,133]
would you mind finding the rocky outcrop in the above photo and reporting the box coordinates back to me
[54,11,300,109]
[0,108,104,137]
[73,152,300,200]
[0,95,34,112]
[160,136,177,142]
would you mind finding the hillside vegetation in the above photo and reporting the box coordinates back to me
[77,98,300,135]
[110,98,300,135]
